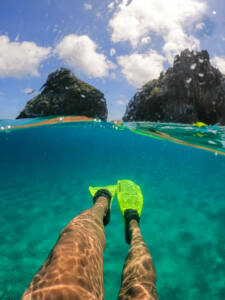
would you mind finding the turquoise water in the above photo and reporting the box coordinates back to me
[0,119,225,299]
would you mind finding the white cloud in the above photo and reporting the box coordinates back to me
[117,49,165,87]
[141,36,151,44]
[117,100,126,105]
[55,34,115,78]
[212,10,216,15]
[110,48,116,56]
[22,88,36,95]
[84,3,92,10]
[211,56,225,74]
[109,0,206,62]
[195,22,205,30]
[163,29,200,63]
[108,2,115,10]
[0,35,51,78]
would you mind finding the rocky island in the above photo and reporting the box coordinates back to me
[17,68,108,121]
[123,49,225,125]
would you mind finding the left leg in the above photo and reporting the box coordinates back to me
[22,195,109,300]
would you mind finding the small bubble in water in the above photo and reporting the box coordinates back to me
[7,125,11,129]
[215,152,218,156]
[1,126,4,130]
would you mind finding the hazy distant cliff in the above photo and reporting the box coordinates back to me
[123,49,225,125]
[17,68,108,121]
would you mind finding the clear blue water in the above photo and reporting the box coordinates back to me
[0,119,225,299]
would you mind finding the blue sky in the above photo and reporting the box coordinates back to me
[0,0,225,120]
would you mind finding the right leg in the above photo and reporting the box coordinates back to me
[118,219,158,300]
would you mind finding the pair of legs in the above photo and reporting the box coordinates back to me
[22,195,158,299]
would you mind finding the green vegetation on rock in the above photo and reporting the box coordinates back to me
[17,68,108,121]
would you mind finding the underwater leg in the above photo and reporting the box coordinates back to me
[22,196,108,300]
[118,219,158,300]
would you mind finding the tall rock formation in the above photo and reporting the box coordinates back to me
[17,68,108,121]
[123,49,225,125]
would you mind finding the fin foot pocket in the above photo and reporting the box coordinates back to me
[89,185,117,226]
[124,209,140,244]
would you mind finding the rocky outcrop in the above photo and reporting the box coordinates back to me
[123,49,225,125]
[17,68,108,121]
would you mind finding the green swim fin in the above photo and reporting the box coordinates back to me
[89,185,117,208]
[89,184,117,226]
[117,180,143,243]
[117,180,143,220]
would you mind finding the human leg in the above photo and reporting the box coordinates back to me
[22,194,110,300]
[118,217,158,300]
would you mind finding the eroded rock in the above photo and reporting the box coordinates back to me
[17,68,108,121]
[123,49,225,125]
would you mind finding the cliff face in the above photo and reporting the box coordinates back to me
[17,68,108,121]
[123,49,225,125]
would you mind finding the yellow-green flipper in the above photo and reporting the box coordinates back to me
[89,184,117,226]
[117,180,143,243]
[89,185,117,208]
[117,180,143,220]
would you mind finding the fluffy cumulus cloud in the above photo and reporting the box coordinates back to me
[117,50,165,87]
[55,34,115,78]
[0,35,51,78]
[211,56,225,74]
[141,36,151,45]
[109,0,207,62]
[163,29,200,63]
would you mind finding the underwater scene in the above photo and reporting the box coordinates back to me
[0,117,225,299]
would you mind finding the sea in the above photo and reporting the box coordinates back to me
[0,117,225,299]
